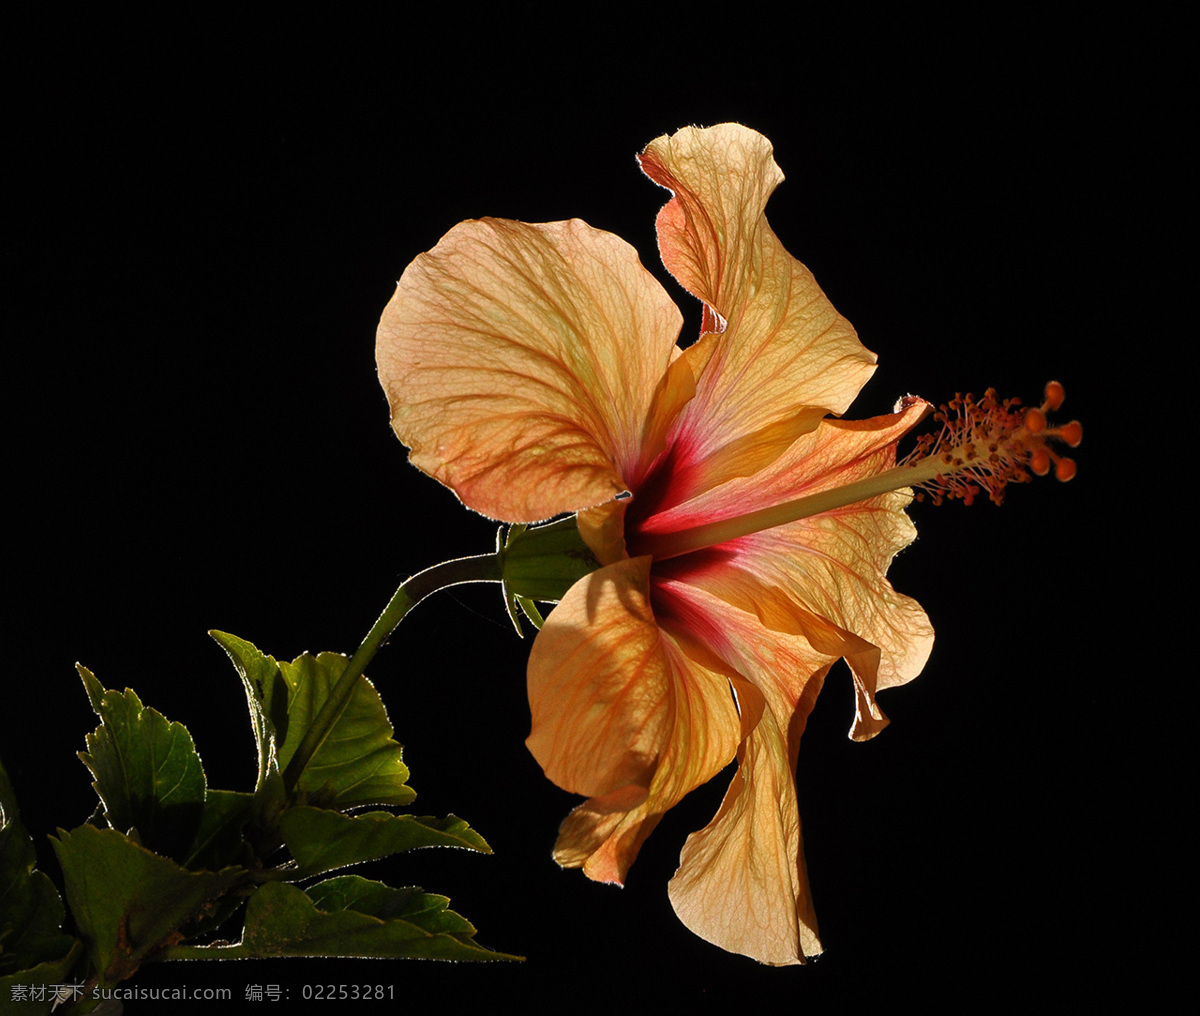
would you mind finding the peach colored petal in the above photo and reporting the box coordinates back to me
[652,579,833,964]
[377,217,682,522]
[527,558,741,884]
[638,124,877,501]
[704,514,931,742]
[651,403,935,740]
[669,679,820,965]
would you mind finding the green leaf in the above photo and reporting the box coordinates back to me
[208,631,288,818]
[279,806,490,878]
[281,650,417,810]
[76,665,206,862]
[211,632,416,812]
[184,789,254,871]
[166,877,520,962]
[51,824,245,987]
[0,757,77,976]
[169,791,259,942]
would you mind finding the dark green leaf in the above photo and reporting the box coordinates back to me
[166,877,519,962]
[0,941,85,1016]
[0,757,77,976]
[51,824,245,987]
[279,806,490,878]
[184,789,254,871]
[211,632,416,812]
[76,666,206,862]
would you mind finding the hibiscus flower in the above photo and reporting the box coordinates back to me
[375,123,1076,964]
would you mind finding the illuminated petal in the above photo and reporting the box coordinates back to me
[638,124,877,502]
[377,217,682,521]
[653,578,832,964]
[727,511,931,742]
[669,680,819,965]
[527,557,741,883]
[652,402,934,740]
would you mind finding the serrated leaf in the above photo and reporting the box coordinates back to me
[280,652,417,810]
[51,824,246,987]
[166,877,519,962]
[0,758,77,976]
[208,631,288,818]
[210,632,416,812]
[76,665,206,862]
[279,806,490,878]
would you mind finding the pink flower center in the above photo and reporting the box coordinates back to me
[627,383,1081,562]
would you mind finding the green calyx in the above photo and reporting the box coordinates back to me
[498,517,600,632]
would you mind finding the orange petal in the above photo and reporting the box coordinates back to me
[527,557,741,883]
[652,580,833,964]
[653,403,934,740]
[377,218,682,522]
[638,124,877,500]
[669,681,820,965]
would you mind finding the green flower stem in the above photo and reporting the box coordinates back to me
[282,553,504,793]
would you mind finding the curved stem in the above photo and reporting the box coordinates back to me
[282,553,503,792]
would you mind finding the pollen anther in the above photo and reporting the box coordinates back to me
[1043,380,1065,412]
[904,383,1082,506]
[1058,420,1083,447]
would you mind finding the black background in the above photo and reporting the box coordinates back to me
[9,7,1183,1012]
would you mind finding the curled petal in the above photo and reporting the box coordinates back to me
[638,124,877,503]
[377,218,682,521]
[669,679,820,965]
[527,558,741,883]
[652,580,832,964]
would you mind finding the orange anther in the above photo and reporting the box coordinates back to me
[906,381,1081,507]
[1058,420,1083,447]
